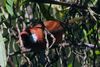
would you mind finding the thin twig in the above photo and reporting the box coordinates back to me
[22,54,33,67]
[44,29,51,65]
[45,28,56,49]
[16,23,24,49]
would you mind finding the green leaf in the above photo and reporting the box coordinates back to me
[0,31,7,67]
[5,0,14,16]
[39,3,55,20]
[95,50,100,55]
[83,29,88,43]
[6,3,14,16]
[91,0,98,5]
[6,0,13,6]
[68,63,72,67]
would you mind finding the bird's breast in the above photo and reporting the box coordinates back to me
[30,27,44,42]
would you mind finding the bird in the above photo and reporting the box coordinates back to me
[20,20,64,52]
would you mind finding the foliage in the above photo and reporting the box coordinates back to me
[0,0,100,67]
[0,31,7,67]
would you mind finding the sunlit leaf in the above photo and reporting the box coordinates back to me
[95,50,100,55]
[0,31,7,67]
[5,0,14,16]
[83,29,88,43]
[6,4,14,16]
[6,0,13,6]
[91,0,98,5]
[68,63,72,67]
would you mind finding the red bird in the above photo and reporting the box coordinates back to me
[20,20,64,51]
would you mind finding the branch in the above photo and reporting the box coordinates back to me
[16,23,23,48]
[9,50,31,56]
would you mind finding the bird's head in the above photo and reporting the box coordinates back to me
[20,31,31,48]
[20,31,38,49]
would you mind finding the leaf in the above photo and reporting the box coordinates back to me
[39,3,55,20]
[68,63,72,67]
[95,50,100,55]
[83,29,88,43]
[6,4,14,16]
[6,0,13,6]
[0,31,7,67]
[91,0,98,5]
[5,0,14,16]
